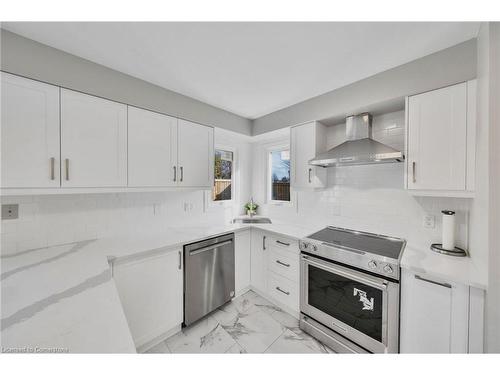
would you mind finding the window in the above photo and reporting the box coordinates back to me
[213,149,234,201]
[268,148,290,202]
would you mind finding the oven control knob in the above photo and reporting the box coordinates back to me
[368,260,377,269]
[383,265,394,274]
[311,244,318,252]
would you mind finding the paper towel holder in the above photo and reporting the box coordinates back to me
[430,243,468,257]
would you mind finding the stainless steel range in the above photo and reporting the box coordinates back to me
[299,226,406,353]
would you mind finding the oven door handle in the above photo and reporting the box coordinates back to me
[302,255,388,290]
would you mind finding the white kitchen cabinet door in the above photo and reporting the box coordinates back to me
[234,230,251,296]
[113,249,183,350]
[250,229,268,294]
[128,106,178,187]
[290,121,327,189]
[407,83,467,191]
[61,89,127,187]
[1,73,60,188]
[177,119,214,187]
[400,270,469,353]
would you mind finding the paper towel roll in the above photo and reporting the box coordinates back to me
[442,210,456,250]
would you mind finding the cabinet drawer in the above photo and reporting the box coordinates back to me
[267,272,299,313]
[268,248,299,282]
[266,234,299,255]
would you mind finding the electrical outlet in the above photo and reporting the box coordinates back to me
[183,202,194,212]
[2,204,19,220]
[152,203,160,216]
[423,214,435,229]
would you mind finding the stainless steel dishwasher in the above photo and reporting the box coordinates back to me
[184,233,235,326]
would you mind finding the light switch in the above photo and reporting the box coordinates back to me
[2,204,19,220]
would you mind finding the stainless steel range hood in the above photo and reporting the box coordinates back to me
[309,113,404,167]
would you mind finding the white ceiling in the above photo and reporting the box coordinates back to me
[2,22,480,119]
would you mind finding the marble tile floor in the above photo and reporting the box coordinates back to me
[146,290,335,354]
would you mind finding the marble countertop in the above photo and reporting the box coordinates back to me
[400,244,487,290]
[0,221,318,353]
[1,220,486,353]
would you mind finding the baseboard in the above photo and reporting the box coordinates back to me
[136,325,181,353]
[234,286,251,298]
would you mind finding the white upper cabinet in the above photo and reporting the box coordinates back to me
[1,73,60,188]
[1,75,215,193]
[290,121,327,189]
[177,119,214,188]
[406,81,476,194]
[60,89,128,187]
[128,106,178,187]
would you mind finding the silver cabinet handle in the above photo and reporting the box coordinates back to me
[276,240,290,246]
[65,159,70,181]
[178,251,182,270]
[412,161,416,183]
[263,235,266,250]
[180,166,183,182]
[414,274,451,289]
[50,157,55,180]
[276,286,290,295]
[173,166,177,182]
[308,168,312,183]
[276,260,290,268]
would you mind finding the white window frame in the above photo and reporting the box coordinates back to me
[266,143,292,206]
[206,145,236,209]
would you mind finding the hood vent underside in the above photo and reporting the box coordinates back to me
[309,113,404,167]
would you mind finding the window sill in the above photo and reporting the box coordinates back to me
[268,200,292,206]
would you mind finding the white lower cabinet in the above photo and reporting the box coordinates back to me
[400,269,470,353]
[235,230,251,296]
[112,249,183,351]
[250,229,300,315]
[250,229,268,293]
[267,271,299,313]
[266,234,300,314]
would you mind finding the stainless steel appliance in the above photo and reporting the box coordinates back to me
[184,233,235,326]
[308,113,404,167]
[299,226,406,353]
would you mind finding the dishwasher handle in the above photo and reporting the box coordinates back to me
[189,239,233,256]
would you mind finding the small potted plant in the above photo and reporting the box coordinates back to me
[244,200,259,217]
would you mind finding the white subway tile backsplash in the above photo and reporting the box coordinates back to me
[0,190,235,255]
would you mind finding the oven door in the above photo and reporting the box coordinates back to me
[300,254,399,353]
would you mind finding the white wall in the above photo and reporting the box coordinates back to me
[252,110,474,252]
[474,22,492,351]
[0,128,253,256]
[481,21,500,354]
[253,39,477,135]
